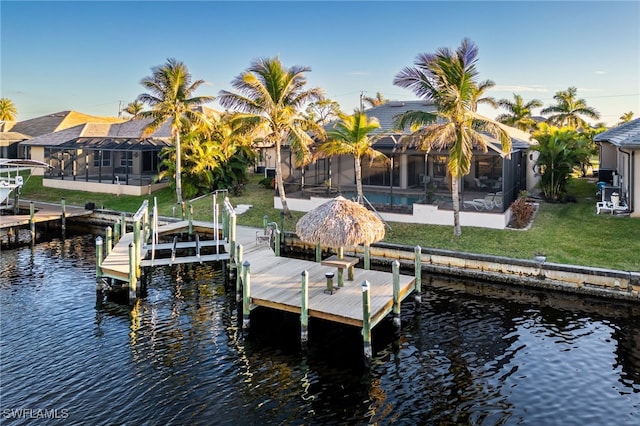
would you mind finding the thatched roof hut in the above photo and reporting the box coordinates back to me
[295,196,385,247]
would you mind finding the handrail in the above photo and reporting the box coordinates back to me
[362,195,392,230]
[132,199,149,222]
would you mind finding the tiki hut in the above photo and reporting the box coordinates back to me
[295,196,385,250]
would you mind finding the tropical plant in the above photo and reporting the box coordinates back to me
[217,57,325,217]
[618,111,634,125]
[530,123,589,201]
[495,93,543,132]
[157,113,256,199]
[509,190,534,229]
[393,38,511,236]
[0,98,17,121]
[124,100,144,119]
[362,92,388,109]
[540,86,600,129]
[137,58,214,204]
[314,110,386,203]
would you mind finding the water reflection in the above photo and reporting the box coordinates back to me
[1,234,639,425]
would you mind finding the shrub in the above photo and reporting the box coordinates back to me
[258,177,275,189]
[510,192,534,229]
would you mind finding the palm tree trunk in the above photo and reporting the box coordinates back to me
[451,176,461,236]
[354,156,363,204]
[274,140,291,217]
[175,131,183,205]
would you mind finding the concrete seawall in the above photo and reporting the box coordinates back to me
[71,210,640,303]
[284,234,640,303]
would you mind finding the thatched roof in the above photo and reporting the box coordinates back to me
[295,196,385,247]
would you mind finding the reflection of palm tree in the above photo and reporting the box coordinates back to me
[137,58,214,204]
[217,57,325,217]
[362,92,388,108]
[0,98,17,121]
[541,86,599,129]
[393,38,510,236]
[496,93,543,132]
[315,111,385,203]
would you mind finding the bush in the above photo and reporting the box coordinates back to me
[510,192,534,229]
[258,177,275,189]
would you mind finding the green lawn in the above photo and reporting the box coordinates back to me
[19,174,640,271]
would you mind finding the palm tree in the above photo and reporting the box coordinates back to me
[362,92,388,109]
[217,57,325,217]
[315,110,386,203]
[393,38,511,236]
[495,93,543,132]
[541,86,600,129]
[0,98,17,121]
[470,79,498,112]
[618,111,634,125]
[124,100,144,119]
[137,58,214,204]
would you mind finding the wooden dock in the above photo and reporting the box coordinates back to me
[0,200,91,228]
[95,199,419,360]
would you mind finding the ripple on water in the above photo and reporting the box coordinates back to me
[1,235,640,425]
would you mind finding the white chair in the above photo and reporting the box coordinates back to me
[464,194,495,211]
[474,178,487,189]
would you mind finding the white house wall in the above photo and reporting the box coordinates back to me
[274,196,510,229]
[632,151,639,218]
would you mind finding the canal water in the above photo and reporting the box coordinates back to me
[1,232,639,425]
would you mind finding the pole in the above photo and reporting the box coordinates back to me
[315,243,321,263]
[414,245,422,303]
[364,244,370,270]
[60,198,66,236]
[301,270,309,346]
[230,212,236,261]
[29,201,35,242]
[105,226,112,256]
[392,260,401,331]
[362,280,372,362]
[242,260,251,331]
[95,236,103,279]
[236,244,243,302]
[128,241,137,304]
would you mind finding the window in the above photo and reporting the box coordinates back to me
[120,154,133,168]
[93,151,111,167]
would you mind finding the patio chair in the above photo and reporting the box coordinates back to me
[474,178,488,189]
[464,194,495,211]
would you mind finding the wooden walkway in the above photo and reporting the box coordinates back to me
[0,200,91,229]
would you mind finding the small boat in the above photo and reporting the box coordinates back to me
[0,159,50,205]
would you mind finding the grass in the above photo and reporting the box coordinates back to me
[19,174,640,272]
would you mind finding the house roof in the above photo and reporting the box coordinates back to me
[57,137,170,151]
[335,100,532,155]
[21,118,172,147]
[2,111,123,138]
[594,118,640,148]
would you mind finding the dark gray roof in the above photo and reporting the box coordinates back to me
[57,137,170,151]
[324,100,531,154]
[594,118,640,148]
[20,118,172,147]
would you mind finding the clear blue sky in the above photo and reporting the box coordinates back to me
[2,0,638,126]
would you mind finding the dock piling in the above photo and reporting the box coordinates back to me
[414,246,422,303]
[29,201,35,242]
[60,198,66,235]
[105,227,112,256]
[392,260,401,331]
[128,242,137,304]
[301,270,309,346]
[362,280,372,361]
[242,260,251,331]
[236,244,243,302]
[96,236,103,279]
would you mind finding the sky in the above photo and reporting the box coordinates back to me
[1,0,639,126]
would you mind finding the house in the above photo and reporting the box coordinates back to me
[19,117,173,196]
[1,111,123,159]
[277,100,534,229]
[594,118,640,217]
